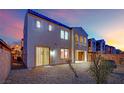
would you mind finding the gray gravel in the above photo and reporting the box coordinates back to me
[4,63,124,84]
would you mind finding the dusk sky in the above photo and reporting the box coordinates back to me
[0,9,124,51]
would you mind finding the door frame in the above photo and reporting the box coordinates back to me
[78,51,84,61]
[35,45,50,66]
[75,50,84,61]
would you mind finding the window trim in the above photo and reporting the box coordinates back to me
[60,30,65,39]
[75,34,79,46]
[48,24,52,32]
[36,20,41,28]
[60,30,69,40]
[60,48,69,59]
[84,36,87,45]
[65,31,69,40]
[80,36,83,46]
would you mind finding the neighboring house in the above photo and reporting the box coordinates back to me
[88,38,96,53]
[105,45,116,54]
[11,44,22,61]
[23,10,88,68]
[88,38,96,62]
[110,46,116,54]
[71,27,88,63]
[0,39,11,83]
[116,49,122,54]
[96,39,105,54]
[105,45,111,54]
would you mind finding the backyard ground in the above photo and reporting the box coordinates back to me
[5,63,124,84]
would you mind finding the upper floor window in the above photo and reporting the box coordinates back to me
[88,40,91,47]
[60,30,69,40]
[84,37,87,44]
[49,25,52,31]
[75,34,78,42]
[65,31,69,40]
[80,36,83,45]
[75,34,79,45]
[36,20,41,28]
[61,30,65,39]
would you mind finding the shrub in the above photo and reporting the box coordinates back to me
[89,55,112,84]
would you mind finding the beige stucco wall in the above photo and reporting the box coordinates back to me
[88,53,124,64]
[101,54,124,64]
[0,49,11,83]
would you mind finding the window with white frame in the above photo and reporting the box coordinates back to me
[60,30,69,40]
[60,30,65,39]
[49,24,52,31]
[64,49,69,58]
[36,20,41,28]
[60,49,65,59]
[60,49,69,59]
[65,31,69,40]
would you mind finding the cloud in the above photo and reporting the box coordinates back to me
[0,10,23,40]
[40,9,82,25]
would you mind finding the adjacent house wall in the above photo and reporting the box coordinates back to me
[0,49,11,83]
[88,38,96,53]
[72,27,88,62]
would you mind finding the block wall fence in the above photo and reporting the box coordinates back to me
[0,49,11,83]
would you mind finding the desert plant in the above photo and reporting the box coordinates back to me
[89,55,112,84]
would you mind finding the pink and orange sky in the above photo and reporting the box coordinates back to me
[0,9,124,51]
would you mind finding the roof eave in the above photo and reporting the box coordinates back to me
[27,9,71,30]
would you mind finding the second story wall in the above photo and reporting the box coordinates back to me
[72,27,88,51]
[26,13,71,48]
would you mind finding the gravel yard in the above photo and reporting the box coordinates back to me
[108,65,124,84]
[4,63,124,84]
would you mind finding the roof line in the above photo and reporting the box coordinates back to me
[0,39,11,50]
[27,9,71,29]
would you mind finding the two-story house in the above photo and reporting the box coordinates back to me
[88,38,96,62]
[71,27,88,63]
[24,10,72,68]
[23,10,88,68]
[96,39,105,54]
